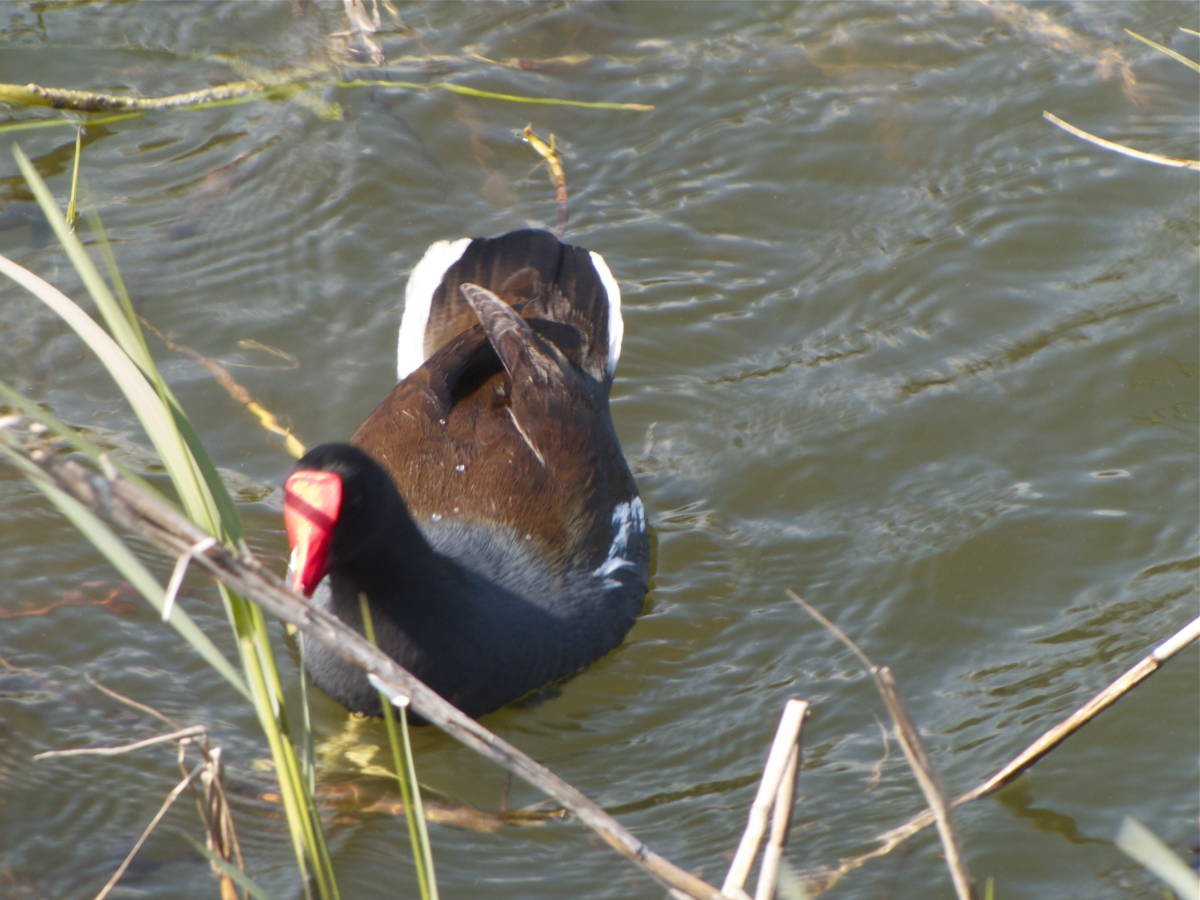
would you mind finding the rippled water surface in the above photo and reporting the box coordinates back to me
[2,2,1197,898]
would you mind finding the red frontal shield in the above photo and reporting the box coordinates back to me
[283,470,343,596]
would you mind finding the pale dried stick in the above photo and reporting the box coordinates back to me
[753,740,801,900]
[34,725,207,760]
[804,611,1200,894]
[93,762,204,900]
[875,666,973,900]
[789,592,973,895]
[1043,111,1200,171]
[722,698,810,897]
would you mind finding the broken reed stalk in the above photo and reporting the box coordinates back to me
[32,725,207,760]
[195,745,244,900]
[874,667,973,900]
[93,760,206,900]
[33,677,244,898]
[722,698,809,899]
[5,441,723,900]
[753,716,803,900]
[955,614,1200,804]
[66,723,240,900]
[790,588,1200,894]
[787,592,973,897]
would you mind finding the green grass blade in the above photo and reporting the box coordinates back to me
[338,78,654,111]
[81,203,245,536]
[361,597,439,900]
[0,251,220,523]
[66,127,82,227]
[13,146,156,386]
[295,634,319,795]
[396,704,438,899]
[178,833,274,900]
[10,146,225,535]
[0,112,144,135]
[11,142,340,898]
[83,204,154,382]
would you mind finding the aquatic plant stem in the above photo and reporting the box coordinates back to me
[790,587,1199,894]
[362,597,439,900]
[789,593,973,898]
[6,442,725,900]
[722,698,808,898]
[4,144,339,899]
[1043,111,1200,171]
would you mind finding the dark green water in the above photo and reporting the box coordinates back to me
[1,2,1197,898]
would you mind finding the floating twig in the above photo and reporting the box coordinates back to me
[33,724,207,760]
[0,77,293,113]
[1043,110,1200,171]
[0,72,652,135]
[522,124,569,236]
[138,316,306,459]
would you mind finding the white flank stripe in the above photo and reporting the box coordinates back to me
[588,249,624,379]
[594,496,645,588]
[397,237,472,380]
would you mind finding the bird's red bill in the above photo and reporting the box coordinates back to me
[283,470,343,596]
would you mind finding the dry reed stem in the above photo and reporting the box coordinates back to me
[723,698,809,897]
[787,592,972,897]
[92,762,205,900]
[162,535,219,621]
[138,316,306,459]
[195,745,242,900]
[33,678,244,896]
[874,667,973,900]
[792,592,1200,894]
[33,725,207,760]
[955,614,1200,803]
[86,675,178,727]
[753,741,801,900]
[6,440,723,900]
[1043,111,1200,170]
